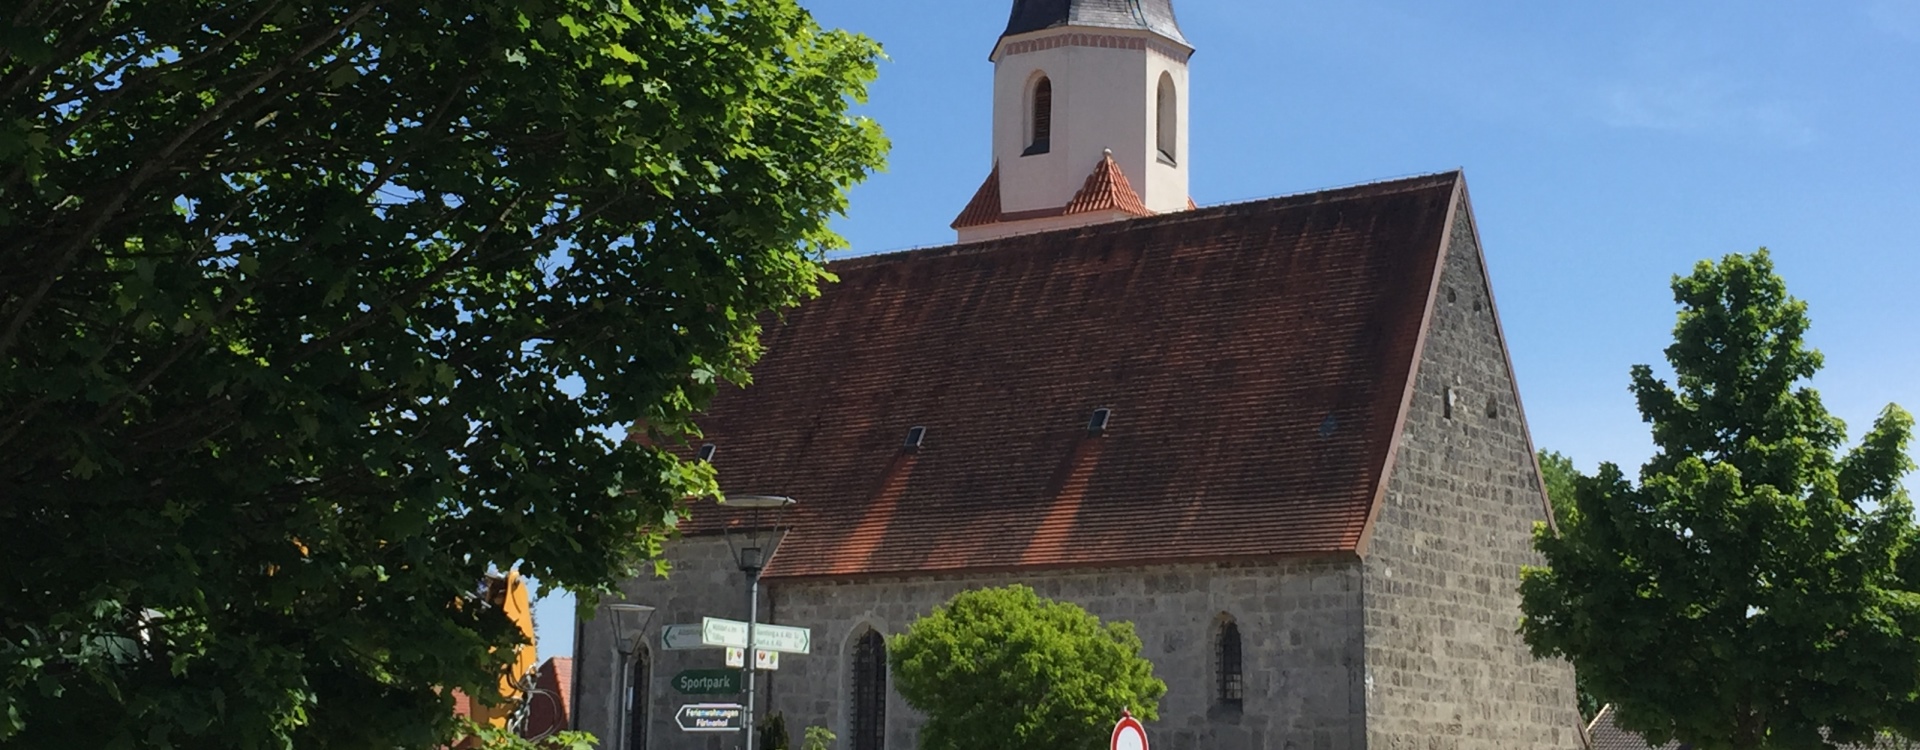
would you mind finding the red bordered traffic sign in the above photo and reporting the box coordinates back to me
[1111,709,1148,750]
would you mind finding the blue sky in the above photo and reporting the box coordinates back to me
[534,0,1920,657]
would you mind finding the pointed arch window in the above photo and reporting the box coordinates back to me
[1156,73,1178,165]
[1026,76,1053,156]
[626,648,651,750]
[1216,618,1244,708]
[851,627,888,750]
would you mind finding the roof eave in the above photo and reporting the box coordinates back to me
[760,547,1364,584]
[989,24,1195,62]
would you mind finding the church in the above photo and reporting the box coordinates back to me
[574,1,1584,749]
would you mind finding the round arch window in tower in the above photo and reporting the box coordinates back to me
[1156,72,1178,165]
[1026,75,1053,156]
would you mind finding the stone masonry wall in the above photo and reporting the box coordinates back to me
[576,535,767,750]
[578,546,1367,750]
[1359,193,1584,750]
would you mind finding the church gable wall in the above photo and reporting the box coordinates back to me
[1359,192,1583,750]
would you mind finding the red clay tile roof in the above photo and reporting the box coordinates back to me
[1063,152,1152,217]
[953,153,1153,230]
[951,164,1003,229]
[684,172,1462,580]
[523,657,572,739]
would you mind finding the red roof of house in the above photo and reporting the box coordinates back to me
[686,172,1462,580]
[523,657,572,739]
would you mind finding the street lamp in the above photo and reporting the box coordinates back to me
[721,495,797,750]
[606,602,655,750]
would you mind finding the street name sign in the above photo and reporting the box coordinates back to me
[661,623,706,651]
[671,670,741,695]
[700,617,812,654]
[676,703,745,733]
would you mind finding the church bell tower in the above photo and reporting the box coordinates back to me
[953,0,1195,242]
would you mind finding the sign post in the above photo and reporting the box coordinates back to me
[675,703,746,733]
[1111,709,1149,750]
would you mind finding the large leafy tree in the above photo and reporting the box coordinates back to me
[1535,448,1600,722]
[890,585,1166,750]
[1538,450,1582,530]
[0,1,886,747]
[1519,251,1919,750]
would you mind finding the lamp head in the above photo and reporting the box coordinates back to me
[605,603,655,656]
[719,495,798,575]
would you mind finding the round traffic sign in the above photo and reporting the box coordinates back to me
[1111,709,1148,750]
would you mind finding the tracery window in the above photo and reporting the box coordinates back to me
[852,627,888,750]
[1217,618,1244,708]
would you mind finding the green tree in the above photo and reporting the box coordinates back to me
[1538,449,1583,529]
[0,1,885,747]
[1536,448,1602,722]
[802,726,837,750]
[759,711,791,750]
[890,585,1166,750]
[1518,251,1919,750]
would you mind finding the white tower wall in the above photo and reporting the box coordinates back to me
[989,28,1193,216]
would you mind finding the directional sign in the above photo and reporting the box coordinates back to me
[700,617,812,654]
[661,623,707,651]
[676,703,745,733]
[671,670,741,695]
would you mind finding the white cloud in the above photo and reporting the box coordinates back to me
[1870,0,1920,40]
[1601,74,1816,146]
[1592,25,1819,147]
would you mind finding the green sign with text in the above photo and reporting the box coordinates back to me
[672,669,742,695]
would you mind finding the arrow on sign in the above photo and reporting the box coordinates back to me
[661,623,707,651]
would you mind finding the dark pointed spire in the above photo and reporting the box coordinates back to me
[1002,0,1187,46]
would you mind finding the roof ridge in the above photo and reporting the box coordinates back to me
[840,170,1463,269]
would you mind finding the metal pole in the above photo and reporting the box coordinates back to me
[615,649,631,750]
[744,570,759,750]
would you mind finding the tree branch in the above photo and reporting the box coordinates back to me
[0,0,378,361]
